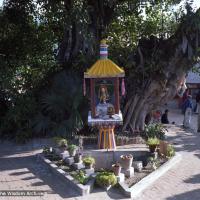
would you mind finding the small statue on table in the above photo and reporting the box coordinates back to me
[98,84,109,104]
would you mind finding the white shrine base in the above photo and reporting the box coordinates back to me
[88,111,123,126]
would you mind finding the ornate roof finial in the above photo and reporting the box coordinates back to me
[100,39,108,59]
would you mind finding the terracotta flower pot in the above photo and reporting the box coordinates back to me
[120,154,133,170]
[112,164,121,176]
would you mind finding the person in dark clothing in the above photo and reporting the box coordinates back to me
[182,89,189,104]
[161,109,169,124]
[182,95,193,114]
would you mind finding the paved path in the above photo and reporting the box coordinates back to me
[1,116,200,199]
[137,125,200,200]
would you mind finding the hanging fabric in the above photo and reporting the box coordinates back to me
[83,78,86,96]
[121,78,125,96]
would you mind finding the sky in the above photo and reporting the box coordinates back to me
[182,0,200,10]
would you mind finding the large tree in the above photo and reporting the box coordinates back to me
[56,0,200,133]
[122,6,200,132]
[1,0,200,138]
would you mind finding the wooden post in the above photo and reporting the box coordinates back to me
[98,126,116,149]
[114,78,120,114]
[90,79,96,118]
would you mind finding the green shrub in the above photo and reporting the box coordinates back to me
[32,72,84,138]
[53,137,67,147]
[71,170,88,184]
[58,139,68,147]
[83,156,95,165]
[43,146,51,154]
[148,157,160,169]
[68,144,77,152]
[146,137,160,146]
[96,171,117,187]
[144,123,166,140]
[167,144,175,158]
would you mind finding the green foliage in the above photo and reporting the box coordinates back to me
[144,123,166,140]
[107,0,182,85]
[53,137,68,147]
[146,137,160,146]
[68,144,77,152]
[166,144,175,158]
[0,93,38,139]
[148,157,160,169]
[0,0,197,141]
[83,156,95,165]
[71,170,88,185]
[0,1,60,140]
[96,171,117,187]
[42,146,51,154]
[32,71,85,137]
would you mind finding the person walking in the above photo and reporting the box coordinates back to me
[182,95,193,114]
[182,95,193,128]
[181,89,189,107]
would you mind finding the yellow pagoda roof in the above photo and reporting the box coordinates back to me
[84,59,125,78]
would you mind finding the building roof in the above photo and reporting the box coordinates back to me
[84,58,125,78]
[186,71,200,84]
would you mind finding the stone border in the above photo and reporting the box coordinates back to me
[119,153,182,198]
[37,153,95,196]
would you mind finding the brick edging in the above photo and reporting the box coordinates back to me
[37,153,95,196]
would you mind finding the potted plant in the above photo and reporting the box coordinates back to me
[144,123,166,140]
[112,163,121,176]
[96,171,117,190]
[71,170,88,185]
[83,156,95,169]
[58,138,68,149]
[146,137,160,153]
[120,154,133,170]
[68,144,77,157]
[74,152,83,163]
[53,137,68,152]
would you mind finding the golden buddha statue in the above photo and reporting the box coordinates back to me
[98,85,109,104]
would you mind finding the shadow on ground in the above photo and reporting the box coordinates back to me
[166,189,200,200]
[0,154,78,199]
[165,125,200,153]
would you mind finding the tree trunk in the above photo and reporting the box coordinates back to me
[123,17,200,132]
[57,3,200,133]
[58,0,117,67]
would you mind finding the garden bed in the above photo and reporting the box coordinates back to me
[119,153,182,198]
[125,156,167,187]
[38,134,181,198]
[38,152,95,196]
